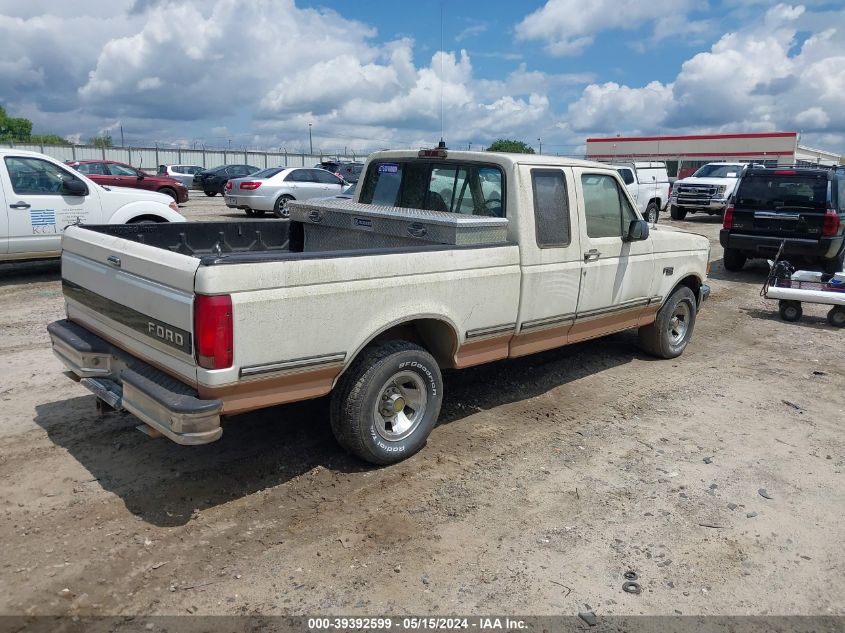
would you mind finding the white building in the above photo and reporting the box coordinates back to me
[585,132,841,179]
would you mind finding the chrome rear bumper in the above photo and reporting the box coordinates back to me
[48,319,223,445]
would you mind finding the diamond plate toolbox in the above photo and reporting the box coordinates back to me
[287,198,508,250]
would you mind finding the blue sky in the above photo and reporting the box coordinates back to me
[1,0,844,154]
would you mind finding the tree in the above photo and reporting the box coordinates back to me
[30,134,71,146]
[486,139,535,154]
[89,135,113,148]
[0,106,33,142]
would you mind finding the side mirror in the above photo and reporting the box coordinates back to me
[624,218,650,242]
[137,172,145,180]
[61,178,88,196]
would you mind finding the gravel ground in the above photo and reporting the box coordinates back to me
[0,197,842,617]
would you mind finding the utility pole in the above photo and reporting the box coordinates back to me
[538,138,542,154]
[120,125,124,148]
[308,123,313,155]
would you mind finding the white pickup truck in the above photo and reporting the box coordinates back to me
[0,149,185,261]
[669,162,746,220]
[48,149,710,464]
[611,161,670,224]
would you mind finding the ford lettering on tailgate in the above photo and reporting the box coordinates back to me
[62,280,193,355]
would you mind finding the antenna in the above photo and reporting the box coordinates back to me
[440,1,444,146]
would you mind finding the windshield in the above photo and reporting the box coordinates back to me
[693,164,743,178]
[735,173,828,210]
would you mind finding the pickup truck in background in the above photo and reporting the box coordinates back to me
[48,149,710,465]
[670,162,746,220]
[611,161,670,224]
[1,149,185,261]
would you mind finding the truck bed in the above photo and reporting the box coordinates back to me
[84,220,512,267]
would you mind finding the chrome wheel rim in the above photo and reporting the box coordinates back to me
[668,302,690,345]
[372,371,428,442]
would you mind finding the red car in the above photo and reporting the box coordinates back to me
[66,160,189,203]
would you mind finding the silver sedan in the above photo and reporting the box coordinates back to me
[224,166,347,218]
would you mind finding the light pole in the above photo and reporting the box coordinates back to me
[537,138,542,154]
[308,123,313,155]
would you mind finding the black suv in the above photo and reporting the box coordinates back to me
[720,166,845,274]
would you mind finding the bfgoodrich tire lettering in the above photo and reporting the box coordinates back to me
[330,340,443,465]
[638,286,697,359]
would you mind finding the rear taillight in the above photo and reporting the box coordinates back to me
[194,294,233,370]
[224,180,232,191]
[822,209,841,237]
[723,206,734,230]
[239,181,261,190]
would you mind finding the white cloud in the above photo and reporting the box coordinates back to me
[455,21,488,42]
[515,0,695,56]
[564,3,845,149]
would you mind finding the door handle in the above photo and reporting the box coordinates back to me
[584,249,601,262]
[9,201,31,209]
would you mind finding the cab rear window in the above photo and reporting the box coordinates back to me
[360,160,504,217]
[736,174,828,210]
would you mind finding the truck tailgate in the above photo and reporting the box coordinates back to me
[60,226,201,386]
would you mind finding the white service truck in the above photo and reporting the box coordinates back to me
[0,149,185,261]
[48,149,710,464]
[611,162,670,224]
[669,162,746,220]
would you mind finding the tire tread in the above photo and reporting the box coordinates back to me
[330,340,436,465]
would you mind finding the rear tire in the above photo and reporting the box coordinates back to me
[330,340,443,465]
[827,306,845,328]
[821,251,844,275]
[274,195,294,219]
[779,300,802,322]
[204,190,216,197]
[645,201,659,224]
[670,204,687,220]
[723,248,747,272]
[638,286,697,359]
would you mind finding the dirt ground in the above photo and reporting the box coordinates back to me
[0,197,842,617]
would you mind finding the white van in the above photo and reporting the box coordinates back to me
[1,150,185,261]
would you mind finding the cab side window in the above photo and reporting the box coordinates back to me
[581,174,637,238]
[4,157,79,195]
[618,169,635,185]
[531,169,570,247]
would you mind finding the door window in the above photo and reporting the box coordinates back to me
[4,157,82,195]
[285,170,310,182]
[106,163,139,177]
[76,162,107,176]
[313,170,343,185]
[531,169,570,248]
[581,173,637,238]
